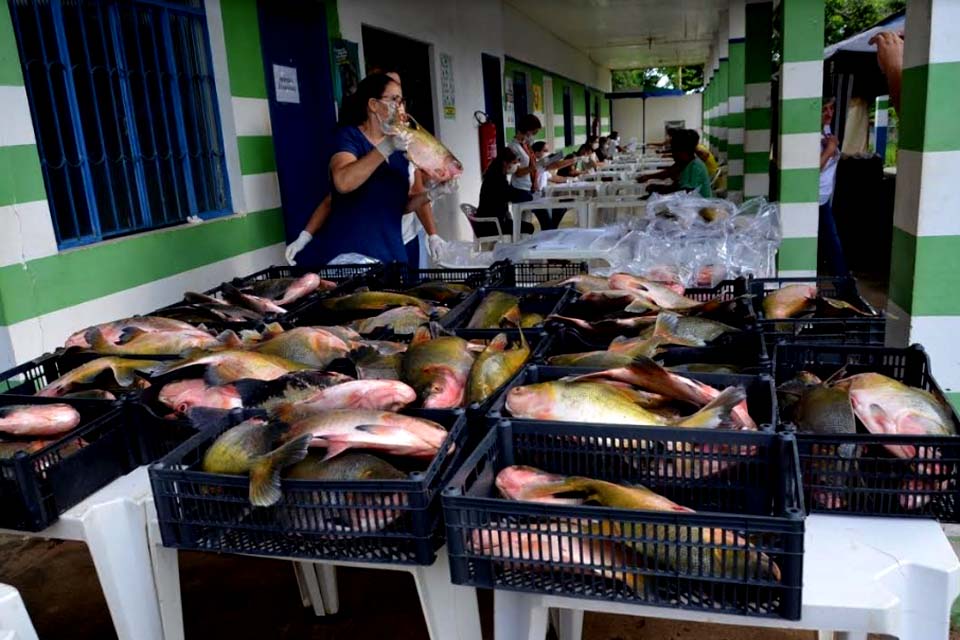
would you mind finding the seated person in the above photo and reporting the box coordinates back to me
[530,141,570,230]
[605,132,622,157]
[640,130,712,197]
[556,144,594,178]
[596,136,610,162]
[637,129,685,183]
[475,147,535,238]
[691,130,719,182]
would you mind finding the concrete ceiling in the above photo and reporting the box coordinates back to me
[506,0,726,70]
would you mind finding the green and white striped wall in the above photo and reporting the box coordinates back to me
[503,59,547,143]
[775,0,823,277]
[726,0,746,202]
[0,0,285,368]
[744,0,773,199]
[716,11,730,164]
[886,0,960,405]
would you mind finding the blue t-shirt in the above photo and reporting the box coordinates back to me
[313,126,410,265]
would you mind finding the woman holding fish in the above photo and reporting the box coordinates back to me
[308,73,461,265]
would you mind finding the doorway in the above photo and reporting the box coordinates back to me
[584,93,591,140]
[562,86,573,147]
[481,53,505,150]
[257,0,337,262]
[512,71,529,123]
[362,25,435,134]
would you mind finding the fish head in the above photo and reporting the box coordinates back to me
[505,382,556,419]
[159,379,208,409]
[355,380,418,411]
[495,465,567,500]
[422,367,466,409]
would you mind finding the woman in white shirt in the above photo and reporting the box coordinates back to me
[506,114,543,193]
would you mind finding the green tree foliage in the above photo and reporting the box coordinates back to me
[611,65,704,92]
[824,0,905,45]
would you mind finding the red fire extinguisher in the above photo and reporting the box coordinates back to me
[476,111,497,174]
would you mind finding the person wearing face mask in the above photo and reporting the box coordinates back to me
[530,141,573,230]
[475,147,536,239]
[586,136,606,167]
[605,132,621,158]
[285,70,446,267]
[507,114,543,193]
[306,73,448,265]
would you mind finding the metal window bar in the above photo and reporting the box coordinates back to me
[7,0,231,248]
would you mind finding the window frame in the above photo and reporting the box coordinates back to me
[562,85,573,147]
[9,0,232,250]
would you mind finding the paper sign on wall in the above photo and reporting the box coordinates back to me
[273,64,300,104]
[532,85,543,113]
[439,53,456,119]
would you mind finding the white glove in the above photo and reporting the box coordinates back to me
[375,128,411,160]
[285,230,312,266]
[426,234,445,261]
[427,177,459,202]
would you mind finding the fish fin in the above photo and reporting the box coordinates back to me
[822,365,849,386]
[411,325,433,346]
[651,313,705,347]
[518,325,528,351]
[353,423,406,436]
[230,378,273,406]
[215,330,243,349]
[112,359,162,386]
[185,406,252,433]
[320,440,354,462]
[500,306,521,327]
[624,297,657,314]
[262,322,286,338]
[547,315,594,332]
[248,434,310,507]
[85,328,113,352]
[203,365,231,387]
[117,327,148,345]
[239,329,263,344]
[487,333,510,352]
[675,386,746,429]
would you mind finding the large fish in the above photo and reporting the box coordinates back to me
[833,372,956,458]
[763,284,817,319]
[506,379,745,429]
[404,282,472,305]
[158,379,244,415]
[157,350,310,385]
[222,283,287,315]
[402,329,475,408]
[400,114,464,183]
[321,291,434,313]
[64,316,211,349]
[0,403,81,437]
[542,274,610,293]
[466,333,530,404]
[38,357,164,397]
[566,357,757,430]
[275,273,336,305]
[547,350,636,368]
[279,409,451,461]
[466,291,521,329]
[609,274,702,311]
[200,416,310,507]
[633,314,739,344]
[285,453,408,532]
[270,380,417,421]
[249,327,352,368]
[513,471,781,582]
[608,273,686,297]
[495,465,577,504]
[83,326,234,356]
[353,306,432,336]
[606,313,704,357]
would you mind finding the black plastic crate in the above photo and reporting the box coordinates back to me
[539,327,770,373]
[0,350,155,400]
[489,364,777,431]
[773,343,960,519]
[150,409,469,565]
[440,287,578,335]
[442,421,804,619]
[122,401,200,467]
[750,276,885,347]
[499,260,588,287]
[375,261,502,291]
[0,396,133,531]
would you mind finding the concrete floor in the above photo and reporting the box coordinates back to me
[4,533,948,640]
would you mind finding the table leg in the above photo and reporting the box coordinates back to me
[82,499,164,640]
[0,585,38,640]
[294,563,327,617]
[292,563,312,608]
[891,564,955,640]
[410,548,480,640]
[493,590,548,640]
[833,633,867,640]
[511,205,521,242]
[317,564,339,614]
[555,609,583,640]
[145,500,184,640]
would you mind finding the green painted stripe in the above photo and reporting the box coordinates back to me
[221,0,268,99]
[779,98,821,134]
[949,393,960,413]
[778,168,819,202]
[900,62,960,153]
[727,175,744,191]
[782,0,824,63]
[888,225,917,314]
[0,209,284,326]
[505,127,515,140]
[745,151,769,173]
[745,2,773,84]
[728,42,745,96]
[574,126,588,135]
[890,229,960,316]
[728,144,744,160]
[719,139,728,151]
[237,136,276,175]
[0,145,46,206]
[727,112,745,128]
[745,108,771,130]
[0,3,25,86]
[778,237,818,271]
[877,97,890,109]
[554,126,564,137]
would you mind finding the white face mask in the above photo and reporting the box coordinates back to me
[592,142,599,150]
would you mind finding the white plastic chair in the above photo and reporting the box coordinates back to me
[460,203,505,250]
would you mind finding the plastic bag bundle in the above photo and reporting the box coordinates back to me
[434,241,496,268]
[329,253,380,265]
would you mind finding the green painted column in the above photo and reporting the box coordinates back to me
[775,0,824,276]
[744,0,773,199]
[726,0,746,202]
[885,0,960,406]
[716,11,729,163]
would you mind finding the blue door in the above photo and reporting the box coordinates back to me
[257,0,337,268]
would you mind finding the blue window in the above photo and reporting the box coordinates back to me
[8,0,231,248]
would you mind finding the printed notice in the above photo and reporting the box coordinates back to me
[273,64,300,104]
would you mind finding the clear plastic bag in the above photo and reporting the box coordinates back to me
[328,253,380,265]
[434,241,496,268]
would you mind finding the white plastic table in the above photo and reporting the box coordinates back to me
[0,585,38,640]
[0,467,165,640]
[493,514,960,640]
[544,182,601,199]
[143,493,481,640]
[509,198,591,241]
